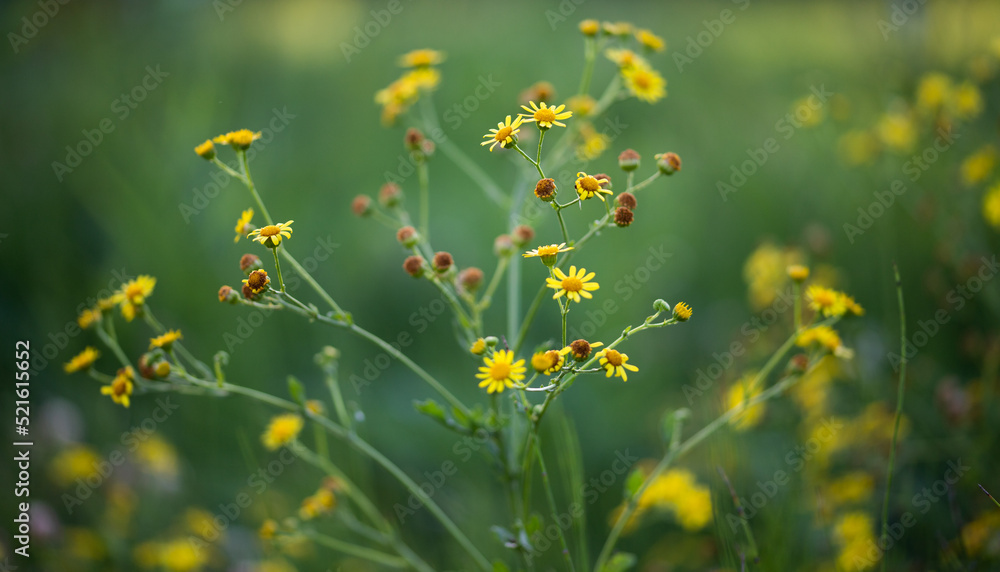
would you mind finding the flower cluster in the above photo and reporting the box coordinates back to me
[375,48,444,125]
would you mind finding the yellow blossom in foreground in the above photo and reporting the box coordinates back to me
[262,414,304,450]
[983,182,1000,229]
[520,101,572,130]
[961,145,996,185]
[398,48,444,68]
[475,349,526,394]
[523,243,572,266]
[65,346,100,373]
[248,220,294,247]
[807,285,847,317]
[597,348,638,381]
[727,375,765,430]
[622,66,666,104]
[481,115,524,152]
[150,329,183,350]
[673,301,692,321]
[119,275,156,321]
[234,208,254,243]
[546,265,600,303]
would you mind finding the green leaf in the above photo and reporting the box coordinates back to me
[600,552,636,572]
[287,375,305,405]
[414,399,447,423]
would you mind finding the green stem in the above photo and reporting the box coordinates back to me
[554,204,571,246]
[793,281,802,331]
[513,143,545,180]
[880,264,907,572]
[418,159,430,244]
[271,247,286,293]
[279,249,346,317]
[302,530,413,570]
[238,150,273,224]
[534,438,576,572]
[477,256,510,311]
[577,36,598,96]
[536,129,547,165]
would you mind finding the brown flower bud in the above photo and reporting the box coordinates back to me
[656,152,681,175]
[618,148,640,171]
[403,255,425,278]
[432,251,453,273]
[614,206,634,227]
[218,285,238,304]
[494,234,515,257]
[240,253,262,274]
[396,226,419,248]
[569,339,594,361]
[352,195,372,216]
[512,225,535,247]
[458,267,484,293]
[593,173,612,190]
[616,192,637,210]
[534,178,557,202]
[379,183,403,207]
[404,127,424,151]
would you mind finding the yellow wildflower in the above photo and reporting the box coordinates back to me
[481,115,524,152]
[101,366,135,408]
[520,101,572,130]
[961,145,996,185]
[150,329,183,350]
[596,348,638,381]
[546,266,600,303]
[234,208,254,243]
[65,346,100,373]
[622,66,666,103]
[262,414,304,450]
[398,48,444,68]
[475,349,526,394]
[247,220,294,247]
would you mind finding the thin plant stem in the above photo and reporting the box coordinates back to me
[512,143,545,180]
[418,159,430,243]
[477,255,510,311]
[238,150,273,224]
[793,281,802,331]
[880,264,908,572]
[534,438,576,572]
[301,529,413,570]
[536,129,546,165]
[577,36,598,96]
[271,247,286,292]
[554,204,571,245]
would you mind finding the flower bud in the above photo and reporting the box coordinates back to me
[653,299,671,314]
[494,234,515,257]
[484,336,499,347]
[241,283,258,300]
[244,269,270,294]
[568,339,597,362]
[352,195,372,217]
[458,267,484,293]
[618,148,641,171]
[616,192,637,210]
[512,225,535,247]
[470,338,487,355]
[403,255,425,278]
[240,253,262,274]
[195,140,216,160]
[673,301,692,322]
[579,19,600,37]
[379,183,403,208]
[396,226,419,248]
[154,360,171,378]
[404,127,424,151]
[655,152,682,175]
[534,178,557,202]
[218,285,239,304]
[614,206,634,227]
[787,265,810,282]
[433,252,453,273]
[314,346,340,367]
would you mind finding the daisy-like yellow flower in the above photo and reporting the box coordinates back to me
[399,48,444,68]
[520,101,573,130]
[214,129,262,150]
[476,349,527,394]
[150,329,183,351]
[262,414,304,450]
[234,208,254,243]
[531,350,565,375]
[481,115,524,152]
[635,29,665,52]
[247,220,294,248]
[807,285,847,317]
[77,307,101,330]
[119,275,156,322]
[470,338,487,355]
[403,67,441,91]
[983,182,1000,229]
[623,66,666,104]
[605,48,648,71]
[243,269,270,294]
[596,348,638,381]
[797,325,844,353]
[574,172,613,202]
[101,366,134,408]
[65,347,100,373]
[546,266,600,303]
[523,243,573,266]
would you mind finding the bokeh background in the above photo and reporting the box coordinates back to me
[2,0,1000,570]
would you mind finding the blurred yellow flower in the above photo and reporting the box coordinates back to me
[50,445,100,486]
[961,145,996,185]
[983,182,1000,229]
[951,81,983,119]
[65,346,100,373]
[576,123,610,160]
[77,307,101,329]
[158,539,208,572]
[826,471,875,507]
[807,285,847,317]
[727,374,766,430]
[66,527,106,561]
[101,366,135,408]
[567,94,597,117]
[838,130,879,166]
[744,242,804,310]
[635,29,665,51]
[875,112,916,152]
[398,48,444,68]
[150,329,183,350]
[623,66,666,103]
[299,487,337,520]
[792,96,824,127]
[915,72,952,111]
[134,435,179,477]
[961,511,1000,555]
[119,275,157,322]
[234,208,254,243]
[605,48,648,71]
[262,414,304,450]
[214,129,262,150]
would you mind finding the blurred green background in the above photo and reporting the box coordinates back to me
[2,0,1000,570]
